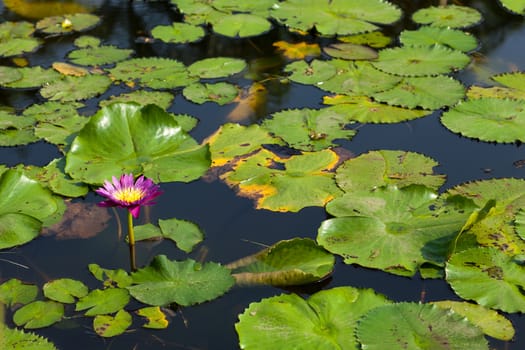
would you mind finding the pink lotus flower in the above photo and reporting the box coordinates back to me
[95,173,162,218]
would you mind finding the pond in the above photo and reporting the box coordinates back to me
[1,0,525,349]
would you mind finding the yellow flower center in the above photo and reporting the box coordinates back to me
[113,187,144,204]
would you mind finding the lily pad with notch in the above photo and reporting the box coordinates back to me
[151,22,205,44]
[412,5,482,28]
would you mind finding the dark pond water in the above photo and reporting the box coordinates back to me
[1,0,525,349]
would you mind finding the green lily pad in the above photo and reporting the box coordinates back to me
[335,150,446,192]
[43,278,88,304]
[127,255,235,306]
[261,108,356,151]
[446,247,525,313]
[73,35,101,48]
[1,66,61,89]
[36,13,101,35]
[227,238,334,286]
[135,218,204,253]
[222,148,343,212]
[67,44,133,66]
[188,57,247,79]
[0,279,38,307]
[0,22,41,57]
[206,123,283,166]
[108,57,197,89]
[0,110,38,146]
[40,74,111,102]
[183,82,238,105]
[412,5,482,28]
[492,71,525,91]
[356,303,488,350]
[99,90,175,110]
[1,324,57,350]
[211,0,274,16]
[270,0,402,36]
[466,85,525,100]
[152,22,205,43]
[0,66,22,85]
[0,169,64,249]
[319,185,475,276]
[324,95,429,123]
[88,264,133,288]
[13,301,64,329]
[93,310,132,337]
[236,286,391,349]
[499,0,525,14]
[285,59,337,86]
[65,102,210,184]
[372,45,470,77]
[323,43,378,60]
[76,288,130,316]
[339,30,392,48]
[212,13,272,37]
[432,300,515,340]
[399,26,478,52]
[136,306,169,329]
[371,75,465,110]
[441,98,525,143]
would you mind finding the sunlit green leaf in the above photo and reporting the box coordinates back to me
[372,45,470,77]
[236,286,391,349]
[0,324,57,350]
[68,45,133,66]
[0,279,38,307]
[227,238,334,286]
[136,306,169,329]
[1,66,61,89]
[151,22,205,43]
[356,303,488,350]
[446,247,525,313]
[335,150,446,192]
[412,5,482,28]
[0,66,22,85]
[323,43,377,60]
[43,278,88,304]
[13,301,64,329]
[0,110,37,146]
[40,74,111,102]
[492,71,525,91]
[212,14,272,37]
[0,21,41,57]
[499,0,525,14]
[400,26,478,52]
[88,264,133,288]
[183,82,238,105]
[76,288,130,316]
[99,90,174,110]
[128,255,235,306]
[93,310,132,337]
[466,85,525,100]
[158,218,204,253]
[261,108,356,151]
[65,102,210,184]
[339,31,392,48]
[73,35,101,48]
[36,13,101,34]
[188,57,247,79]
[222,148,342,212]
[285,59,337,85]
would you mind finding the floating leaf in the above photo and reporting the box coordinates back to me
[432,300,515,341]
[0,279,38,307]
[76,288,130,316]
[335,150,446,192]
[399,26,478,52]
[36,13,101,35]
[43,278,88,304]
[441,98,525,143]
[109,57,197,89]
[492,71,525,91]
[356,303,488,350]
[372,75,465,110]
[151,22,205,43]
[128,255,235,306]
[446,247,525,313]
[65,102,210,184]
[227,238,334,286]
[0,169,64,249]
[270,0,402,36]
[188,57,246,79]
[99,90,174,110]
[0,21,41,57]
[412,5,482,28]
[236,286,391,349]
[73,35,101,48]
[206,123,282,167]
[261,108,356,151]
[0,110,37,146]
[372,45,470,77]
[67,45,133,66]
[319,185,475,276]
[88,264,133,288]
[136,306,169,329]
[93,310,132,337]
[40,74,112,102]
[273,41,321,60]
[285,59,337,85]
[183,82,238,105]
[323,43,377,60]
[212,14,272,37]
[324,95,429,123]
[51,62,88,76]
[466,85,525,100]
[13,301,64,329]
[0,66,22,85]
[339,30,392,48]
[1,66,61,89]
[499,0,525,14]
[0,324,57,350]
[158,218,203,253]
[222,148,342,212]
